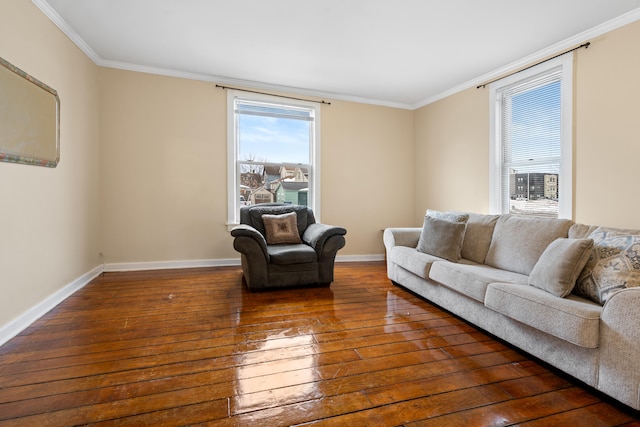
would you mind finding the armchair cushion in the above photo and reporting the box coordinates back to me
[262,212,302,245]
[268,244,318,265]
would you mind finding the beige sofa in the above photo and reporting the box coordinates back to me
[384,211,640,410]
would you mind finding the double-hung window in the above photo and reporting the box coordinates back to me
[227,91,320,225]
[489,54,573,218]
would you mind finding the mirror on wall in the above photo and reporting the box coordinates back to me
[0,56,59,167]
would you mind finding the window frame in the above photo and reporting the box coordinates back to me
[488,54,573,219]
[226,90,321,227]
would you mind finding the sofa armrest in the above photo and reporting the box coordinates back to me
[383,228,421,280]
[383,228,421,250]
[231,224,268,261]
[302,223,347,254]
[598,287,640,410]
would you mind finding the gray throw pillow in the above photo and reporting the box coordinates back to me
[528,238,594,297]
[461,213,500,264]
[416,216,467,262]
[426,209,469,224]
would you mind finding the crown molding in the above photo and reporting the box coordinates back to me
[31,0,102,64]
[413,7,640,109]
[32,1,640,111]
[31,0,413,109]
[98,59,414,109]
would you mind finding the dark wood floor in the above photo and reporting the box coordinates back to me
[0,262,638,426]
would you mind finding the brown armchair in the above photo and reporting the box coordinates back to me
[231,204,347,290]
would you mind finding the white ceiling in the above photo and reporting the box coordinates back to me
[36,0,640,109]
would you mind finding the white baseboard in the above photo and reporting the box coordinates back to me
[0,265,104,347]
[336,254,385,262]
[104,255,385,272]
[104,258,241,272]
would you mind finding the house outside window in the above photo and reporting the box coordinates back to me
[489,54,573,219]
[226,91,320,226]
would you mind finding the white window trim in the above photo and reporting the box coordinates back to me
[226,90,321,229]
[489,53,573,219]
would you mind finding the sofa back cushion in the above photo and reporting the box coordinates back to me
[461,213,500,264]
[484,215,573,275]
[568,223,598,239]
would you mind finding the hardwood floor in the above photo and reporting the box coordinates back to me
[0,262,637,426]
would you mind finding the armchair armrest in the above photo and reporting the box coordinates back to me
[303,223,347,254]
[231,224,268,261]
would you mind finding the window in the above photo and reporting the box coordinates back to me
[227,91,320,225]
[489,54,573,218]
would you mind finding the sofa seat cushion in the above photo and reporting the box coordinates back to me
[267,244,317,265]
[390,246,442,279]
[429,260,528,303]
[485,282,602,348]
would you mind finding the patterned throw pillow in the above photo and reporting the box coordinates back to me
[574,227,640,305]
[262,212,302,245]
[248,205,308,237]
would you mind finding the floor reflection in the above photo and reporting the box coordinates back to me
[231,286,337,415]
[233,334,320,413]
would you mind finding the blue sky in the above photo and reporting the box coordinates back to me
[238,114,310,164]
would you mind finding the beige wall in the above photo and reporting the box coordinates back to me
[99,70,415,263]
[574,21,640,228]
[414,88,489,224]
[322,101,415,253]
[414,20,640,230]
[0,1,101,329]
[99,69,231,263]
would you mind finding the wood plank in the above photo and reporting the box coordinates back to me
[0,262,636,426]
[402,387,610,426]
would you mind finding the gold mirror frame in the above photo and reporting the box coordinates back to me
[0,57,60,167]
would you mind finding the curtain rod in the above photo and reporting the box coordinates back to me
[477,42,590,89]
[216,84,331,105]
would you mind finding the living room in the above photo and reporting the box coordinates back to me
[1,0,640,423]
